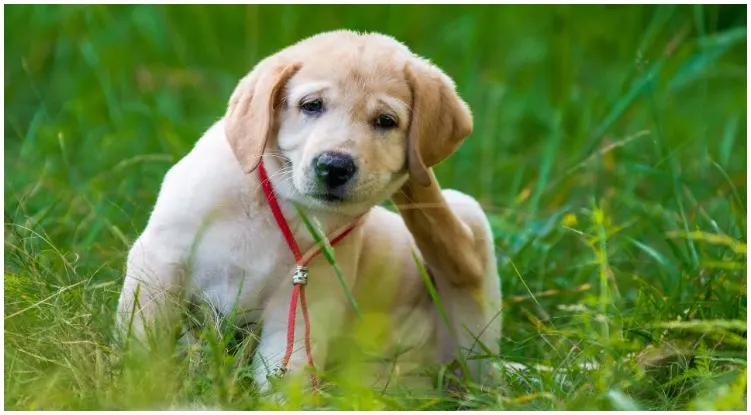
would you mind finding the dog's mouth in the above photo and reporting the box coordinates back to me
[311,192,346,204]
[268,154,363,208]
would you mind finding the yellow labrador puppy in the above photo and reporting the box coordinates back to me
[117,30,501,392]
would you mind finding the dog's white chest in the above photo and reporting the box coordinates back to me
[186,211,295,323]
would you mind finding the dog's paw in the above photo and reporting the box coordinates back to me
[260,390,289,407]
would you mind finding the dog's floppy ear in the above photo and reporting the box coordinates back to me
[404,59,473,186]
[225,61,301,174]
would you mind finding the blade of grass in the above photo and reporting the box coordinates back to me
[294,204,361,320]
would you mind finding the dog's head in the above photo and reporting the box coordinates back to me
[225,30,472,214]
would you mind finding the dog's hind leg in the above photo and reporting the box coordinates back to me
[392,170,502,384]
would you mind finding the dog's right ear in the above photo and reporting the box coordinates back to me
[225,61,301,174]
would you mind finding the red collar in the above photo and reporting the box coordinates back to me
[258,161,360,391]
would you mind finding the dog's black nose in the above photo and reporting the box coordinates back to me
[313,152,357,189]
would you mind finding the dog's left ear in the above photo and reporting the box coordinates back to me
[225,60,301,174]
[404,59,473,186]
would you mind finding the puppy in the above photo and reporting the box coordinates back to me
[117,30,501,392]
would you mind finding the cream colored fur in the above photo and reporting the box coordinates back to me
[117,30,502,393]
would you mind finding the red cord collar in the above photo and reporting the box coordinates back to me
[258,161,360,391]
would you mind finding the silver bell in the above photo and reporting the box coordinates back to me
[292,265,309,285]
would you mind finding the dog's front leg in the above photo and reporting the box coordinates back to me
[253,250,360,394]
[252,281,320,393]
[117,231,188,349]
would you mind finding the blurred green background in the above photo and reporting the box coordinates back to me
[4,4,747,410]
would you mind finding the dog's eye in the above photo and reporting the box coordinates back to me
[300,99,324,115]
[375,114,397,129]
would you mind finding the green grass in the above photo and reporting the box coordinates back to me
[4,4,747,410]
